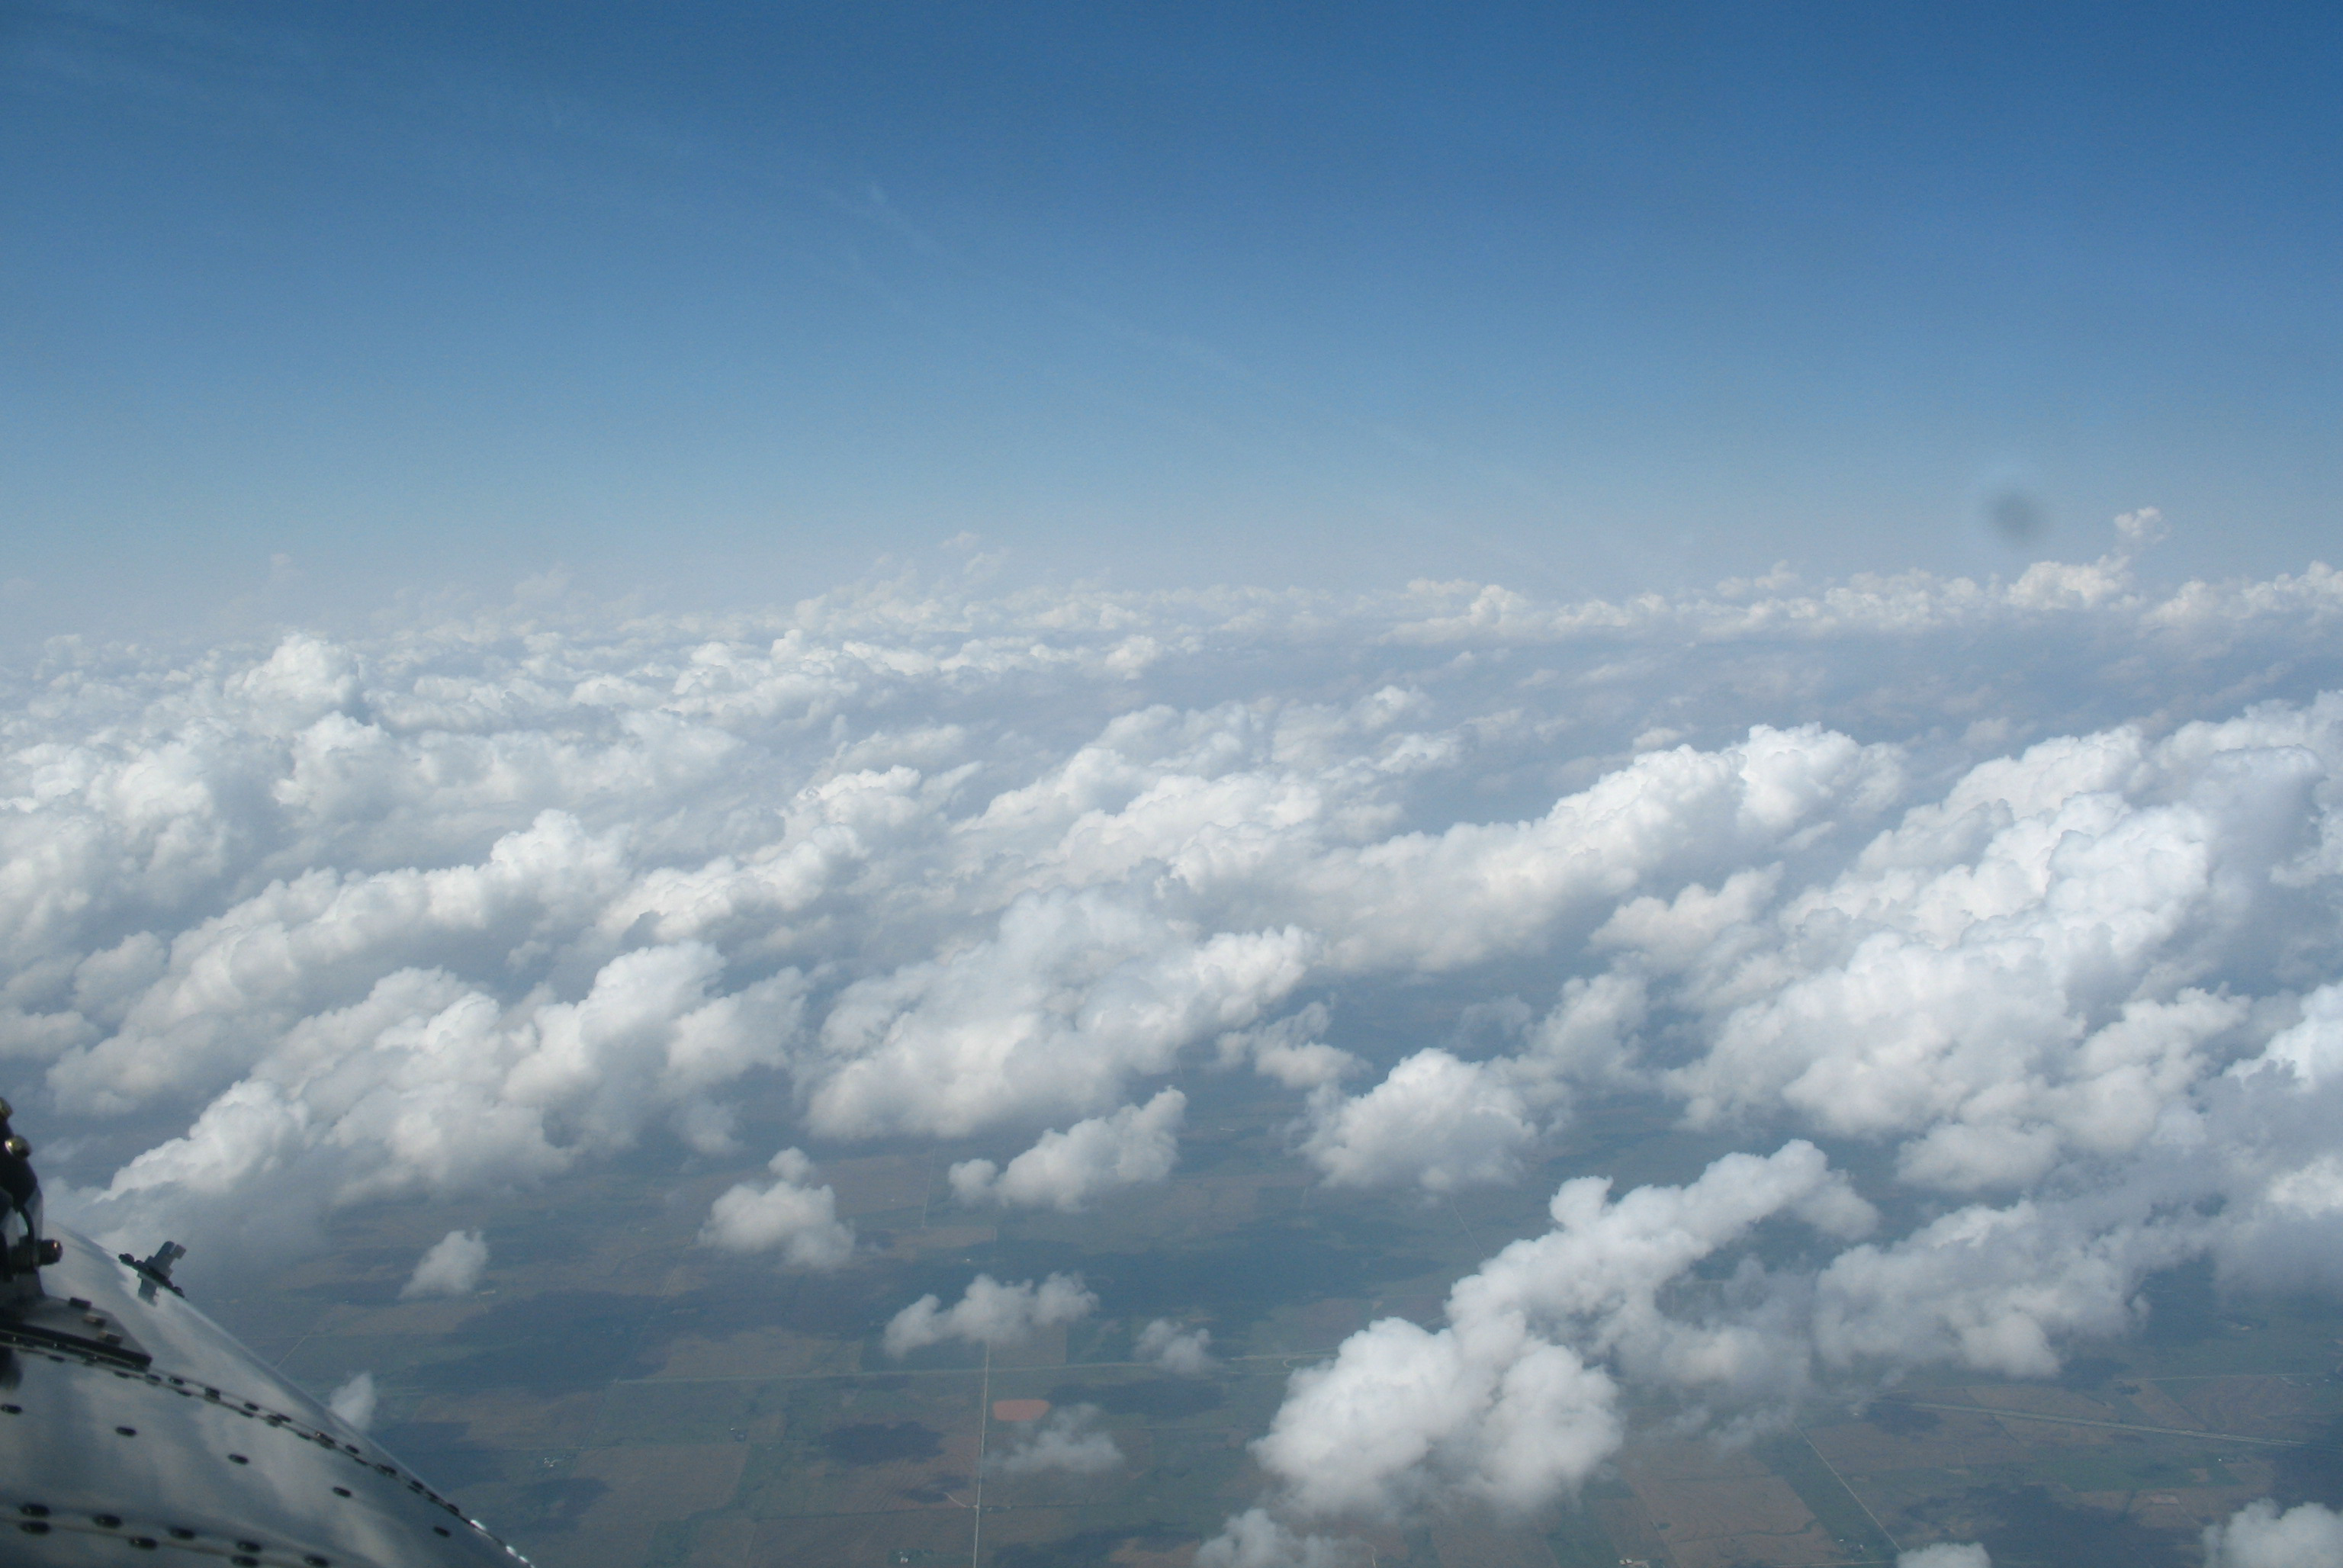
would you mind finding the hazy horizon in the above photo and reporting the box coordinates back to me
[8,2,2341,648]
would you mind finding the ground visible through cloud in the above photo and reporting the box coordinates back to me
[12,516,2343,1563]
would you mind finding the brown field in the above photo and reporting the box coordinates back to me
[1108,1537,1204,1568]
[1590,1494,1670,1566]
[783,1452,967,1516]
[651,1326,854,1380]
[992,1322,1072,1368]
[1964,1385,2123,1423]
[1805,1406,2034,1473]
[589,1377,790,1448]
[1430,1509,1561,1567]
[1619,1438,1770,1485]
[510,1218,706,1296]
[319,1293,497,1338]
[1277,1295,1374,1348]
[2081,1483,2267,1535]
[2166,1374,2335,1439]
[1963,1388,2124,1448]
[1642,1479,1840,1568]
[1618,1441,1838,1568]
[405,1383,609,1451]
[824,1155,941,1219]
[748,1505,972,1566]
[560,1443,752,1568]
[1120,1172,1274,1235]
[680,1512,758,1566]
[2123,1381,2209,1430]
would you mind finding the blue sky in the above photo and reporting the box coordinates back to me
[4,2,2337,639]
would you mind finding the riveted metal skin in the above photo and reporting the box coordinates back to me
[1,1225,529,1566]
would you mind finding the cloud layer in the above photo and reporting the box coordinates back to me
[11,523,2343,1552]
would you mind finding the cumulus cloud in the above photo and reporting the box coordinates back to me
[1281,722,1904,976]
[8,527,2343,1557]
[1297,974,1651,1190]
[56,943,812,1267]
[1136,1317,1215,1375]
[1300,1049,1534,1193]
[1217,1003,1359,1089]
[1204,641,2343,1515]
[985,1404,1122,1476]
[1648,710,2335,1189]
[2203,1499,2343,1568]
[950,1088,1185,1210]
[1898,1547,1991,1568]
[812,898,1311,1139]
[1257,1143,1873,1518]
[1810,1196,2182,1379]
[6,541,2310,1210]
[697,1149,855,1268]
[882,1272,1098,1358]
[400,1229,489,1299]
[1193,1509,1364,1568]
[2246,982,2343,1086]
[326,1370,376,1432]
[1515,971,1650,1091]
[1593,869,1777,976]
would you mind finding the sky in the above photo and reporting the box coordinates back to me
[4,1,2338,642]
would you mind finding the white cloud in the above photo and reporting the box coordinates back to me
[1136,1318,1215,1375]
[1300,1049,1534,1193]
[950,1088,1185,1210]
[698,1149,855,1269]
[1811,1198,2178,1380]
[1642,707,2340,1194]
[1593,867,1778,975]
[1193,1509,1364,1568]
[1282,724,1904,977]
[1256,1143,1872,1519]
[56,947,812,1265]
[5,530,2342,1528]
[882,1272,1098,1358]
[1218,1003,1359,1088]
[1899,1547,1991,1568]
[1515,971,1648,1091]
[985,1405,1122,1476]
[326,1370,376,1432]
[810,895,1314,1140]
[2245,982,2343,1087]
[401,1228,489,1299]
[1300,970,1657,1197]
[2204,1500,2343,1568]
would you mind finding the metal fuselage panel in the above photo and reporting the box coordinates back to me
[1,1226,523,1566]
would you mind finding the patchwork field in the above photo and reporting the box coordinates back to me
[191,1098,2343,1568]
